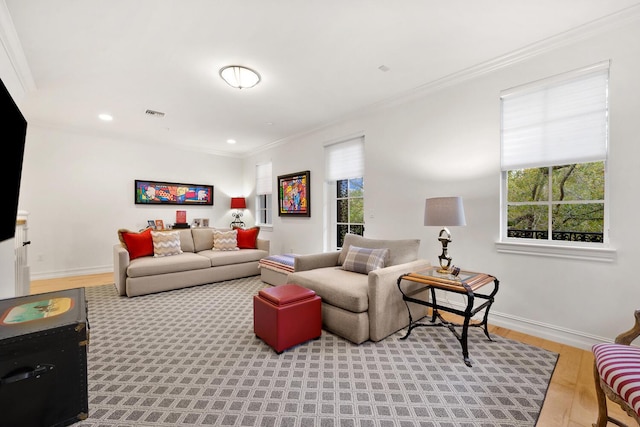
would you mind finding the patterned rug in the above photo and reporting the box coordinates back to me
[78,276,558,427]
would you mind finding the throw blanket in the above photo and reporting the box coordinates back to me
[259,253,297,273]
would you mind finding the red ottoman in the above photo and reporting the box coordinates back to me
[253,284,321,354]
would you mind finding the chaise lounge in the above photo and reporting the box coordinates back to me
[286,233,431,344]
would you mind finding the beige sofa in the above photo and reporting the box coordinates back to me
[114,227,269,297]
[286,234,431,344]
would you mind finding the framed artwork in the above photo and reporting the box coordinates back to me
[135,180,213,205]
[278,170,310,217]
[155,219,165,230]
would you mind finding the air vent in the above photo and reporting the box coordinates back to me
[145,109,165,118]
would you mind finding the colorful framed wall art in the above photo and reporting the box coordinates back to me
[135,180,214,205]
[277,170,310,217]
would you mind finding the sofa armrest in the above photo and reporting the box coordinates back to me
[368,259,432,342]
[113,244,129,296]
[256,238,270,253]
[294,252,340,272]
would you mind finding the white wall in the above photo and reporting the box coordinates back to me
[244,20,640,350]
[5,14,639,350]
[17,125,245,279]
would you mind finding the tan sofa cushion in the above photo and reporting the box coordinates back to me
[198,248,268,267]
[287,267,369,313]
[338,234,420,266]
[192,228,214,252]
[126,252,210,278]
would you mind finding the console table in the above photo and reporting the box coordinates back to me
[397,266,499,367]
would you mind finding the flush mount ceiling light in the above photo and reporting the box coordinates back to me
[219,65,261,89]
[98,113,113,121]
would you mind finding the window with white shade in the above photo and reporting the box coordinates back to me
[255,162,272,226]
[500,61,609,247]
[325,136,364,249]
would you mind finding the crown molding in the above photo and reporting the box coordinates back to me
[0,0,36,93]
[28,119,244,159]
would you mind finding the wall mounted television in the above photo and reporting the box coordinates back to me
[0,77,27,242]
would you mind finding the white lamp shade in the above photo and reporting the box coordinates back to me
[219,65,261,89]
[424,197,466,227]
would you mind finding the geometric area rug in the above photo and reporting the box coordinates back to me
[77,276,558,427]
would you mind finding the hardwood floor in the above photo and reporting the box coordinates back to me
[29,273,633,427]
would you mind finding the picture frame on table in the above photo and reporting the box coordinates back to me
[147,220,156,230]
[277,170,310,217]
[155,219,165,230]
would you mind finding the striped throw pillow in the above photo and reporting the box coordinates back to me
[342,245,389,274]
[213,229,239,251]
[151,231,183,257]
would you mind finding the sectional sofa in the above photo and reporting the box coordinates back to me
[114,227,269,297]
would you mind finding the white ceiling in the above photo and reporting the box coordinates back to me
[5,0,640,156]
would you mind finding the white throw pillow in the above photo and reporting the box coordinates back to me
[151,231,183,257]
[213,229,239,251]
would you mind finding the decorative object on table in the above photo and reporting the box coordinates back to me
[193,218,202,227]
[277,170,310,217]
[134,180,213,205]
[202,218,209,227]
[424,196,466,273]
[147,220,156,230]
[219,65,261,89]
[230,197,246,228]
[175,210,187,224]
[154,219,164,230]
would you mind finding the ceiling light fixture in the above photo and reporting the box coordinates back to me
[98,113,113,121]
[227,139,237,144]
[219,65,261,89]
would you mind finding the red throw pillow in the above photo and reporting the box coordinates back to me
[234,226,260,249]
[119,227,154,260]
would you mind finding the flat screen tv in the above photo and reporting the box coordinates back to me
[0,77,27,242]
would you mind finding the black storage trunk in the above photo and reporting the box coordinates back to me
[0,288,89,427]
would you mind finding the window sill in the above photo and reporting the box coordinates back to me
[495,241,616,262]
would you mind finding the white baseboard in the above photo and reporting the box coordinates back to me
[487,309,608,352]
[30,265,113,281]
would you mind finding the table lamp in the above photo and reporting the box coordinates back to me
[230,197,246,228]
[424,196,466,273]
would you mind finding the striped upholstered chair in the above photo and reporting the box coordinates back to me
[592,309,640,427]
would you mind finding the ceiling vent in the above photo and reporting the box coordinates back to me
[145,109,165,118]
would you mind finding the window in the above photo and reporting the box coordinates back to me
[325,136,364,250]
[500,61,609,249]
[255,162,272,226]
[336,178,364,248]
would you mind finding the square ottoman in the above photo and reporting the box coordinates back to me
[253,284,321,354]
[259,254,298,286]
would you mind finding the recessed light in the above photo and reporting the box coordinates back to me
[98,113,113,121]
[227,139,237,144]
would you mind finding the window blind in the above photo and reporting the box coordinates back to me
[256,162,272,195]
[325,136,364,181]
[501,61,609,171]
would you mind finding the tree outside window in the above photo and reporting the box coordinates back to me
[336,177,364,248]
[506,161,604,242]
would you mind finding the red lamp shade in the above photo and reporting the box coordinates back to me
[230,197,246,209]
